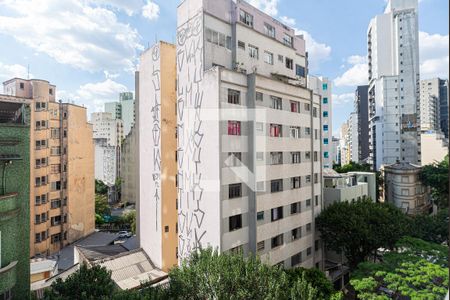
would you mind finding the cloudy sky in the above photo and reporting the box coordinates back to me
[0,0,448,134]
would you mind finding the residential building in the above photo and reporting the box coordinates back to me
[121,125,137,204]
[105,101,121,121]
[420,78,449,137]
[0,100,30,299]
[348,112,359,163]
[176,0,322,269]
[137,41,178,272]
[339,122,350,166]
[105,92,136,136]
[30,258,57,284]
[2,78,95,257]
[420,131,448,166]
[322,169,372,207]
[348,172,377,202]
[92,112,123,186]
[330,136,341,166]
[368,0,421,170]
[382,162,432,215]
[355,85,370,162]
[308,76,333,168]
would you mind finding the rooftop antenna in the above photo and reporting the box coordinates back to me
[27,64,30,80]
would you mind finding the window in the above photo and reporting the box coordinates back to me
[270,152,283,165]
[305,175,311,183]
[323,97,328,104]
[315,195,319,206]
[292,227,301,240]
[228,89,240,104]
[271,96,282,110]
[291,177,301,189]
[290,101,299,113]
[324,152,329,159]
[238,40,245,49]
[291,202,301,214]
[229,183,242,198]
[323,125,328,131]
[295,64,305,77]
[278,55,284,62]
[271,234,283,248]
[306,199,311,207]
[324,138,329,145]
[256,152,264,161]
[19,82,24,89]
[283,33,293,47]
[240,10,254,27]
[35,195,41,205]
[51,164,61,174]
[315,129,318,140]
[35,233,41,243]
[270,124,282,137]
[264,51,274,65]
[227,152,241,167]
[304,103,310,111]
[291,152,301,164]
[257,211,264,221]
[249,44,258,59]
[271,179,283,193]
[256,92,263,101]
[290,126,300,138]
[51,181,61,191]
[313,151,318,162]
[41,194,47,204]
[51,233,61,244]
[228,121,241,135]
[322,83,328,90]
[205,28,231,50]
[35,214,41,224]
[323,111,328,118]
[304,127,311,136]
[307,247,312,256]
[313,107,318,118]
[257,241,265,252]
[401,176,409,183]
[51,199,61,209]
[229,214,242,231]
[291,252,302,267]
[306,223,312,232]
[264,23,275,38]
[51,146,61,156]
[51,215,62,226]
[285,58,293,70]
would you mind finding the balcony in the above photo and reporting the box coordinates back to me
[0,193,20,222]
[0,261,17,293]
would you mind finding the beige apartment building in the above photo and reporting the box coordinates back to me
[2,78,95,257]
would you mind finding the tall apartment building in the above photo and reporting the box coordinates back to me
[176,0,323,269]
[0,100,30,299]
[137,41,178,272]
[308,76,333,168]
[368,0,421,170]
[355,85,370,162]
[105,92,135,136]
[92,112,123,185]
[348,112,359,163]
[340,122,350,166]
[420,78,449,137]
[121,125,137,204]
[2,78,95,257]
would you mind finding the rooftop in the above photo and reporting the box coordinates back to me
[384,161,421,171]
[0,101,27,124]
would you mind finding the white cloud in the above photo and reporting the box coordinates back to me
[93,0,144,16]
[142,0,160,20]
[279,16,296,27]
[295,29,332,72]
[57,79,128,114]
[0,0,144,73]
[247,0,279,16]
[334,63,368,87]
[419,31,449,79]
[0,62,32,82]
[332,93,354,106]
[347,55,367,65]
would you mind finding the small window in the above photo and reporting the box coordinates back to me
[324,138,329,144]
[305,152,311,160]
[269,124,282,137]
[291,177,301,189]
[228,89,241,105]
[271,96,282,110]
[283,34,293,47]
[256,92,263,101]
[323,111,328,118]
[229,183,242,199]
[323,125,329,131]
[304,103,310,111]
[264,23,275,38]
[249,44,259,59]
[278,55,284,62]
[49,88,53,95]
[323,97,328,104]
[306,199,311,207]
[20,82,25,89]
[257,241,265,252]
[291,252,301,266]
[315,195,319,206]
[305,175,311,183]
[285,58,293,70]
[240,10,254,27]
[290,101,299,113]
[271,234,283,248]
[257,211,264,221]
[270,152,283,165]
[291,152,301,164]
[295,64,305,77]
[307,247,312,256]
[290,202,301,214]
[271,179,283,193]
[238,40,245,50]
[264,51,274,65]
[306,223,312,232]
[322,83,328,90]
[292,227,301,241]
[229,214,242,231]
[228,121,241,135]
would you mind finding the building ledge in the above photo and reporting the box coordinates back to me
[0,261,17,293]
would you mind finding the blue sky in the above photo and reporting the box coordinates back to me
[0,0,448,134]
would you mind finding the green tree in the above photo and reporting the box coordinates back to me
[44,264,116,299]
[95,194,110,216]
[334,161,372,173]
[95,179,108,195]
[409,209,449,244]
[421,155,449,208]
[120,210,136,234]
[316,199,410,269]
[285,267,335,299]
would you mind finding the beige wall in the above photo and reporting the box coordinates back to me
[160,42,178,271]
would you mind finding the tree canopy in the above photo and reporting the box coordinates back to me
[420,155,449,208]
[333,161,372,174]
[409,208,448,245]
[95,179,108,195]
[316,199,410,269]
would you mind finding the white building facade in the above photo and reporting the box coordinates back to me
[348,112,359,163]
[368,0,421,170]
[177,0,323,269]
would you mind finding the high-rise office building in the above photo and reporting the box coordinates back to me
[348,112,359,163]
[105,92,135,136]
[355,85,369,162]
[420,78,449,137]
[137,41,178,272]
[368,0,421,170]
[2,78,95,257]
[176,0,323,269]
[308,76,333,168]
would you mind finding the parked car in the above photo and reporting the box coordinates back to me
[118,231,132,238]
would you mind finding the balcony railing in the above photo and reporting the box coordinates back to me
[0,261,17,293]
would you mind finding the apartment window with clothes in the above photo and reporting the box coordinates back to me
[292,227,301,240]
[290,101,299,113]
[228,89,240,104]
[271,179,283,193]
[271,234,283,248]
[239,10,253,27]
[257,241,265,252]
[283,33,293,47]
[291,152,301,164]
[271,96,282,110]
[229,183,242,199]
[323,97,328,104]
[270,124,282,137]
[291,252,302,267]
[227,152,241,167]
[295,64,305,77]
[290,126,300,139]
[228,121,241,135]
[229,214,242,231]
[264,51,274,65]
[285,58,293,70]
[270,152,283,165]
[271,206,283,222]
[256,92,263,101]
[257,211,264,221]
[291,202,301,214]
[291,177,301,189]
[238,40,245,50]
[249,44,259,59]
[264,23,275,38]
